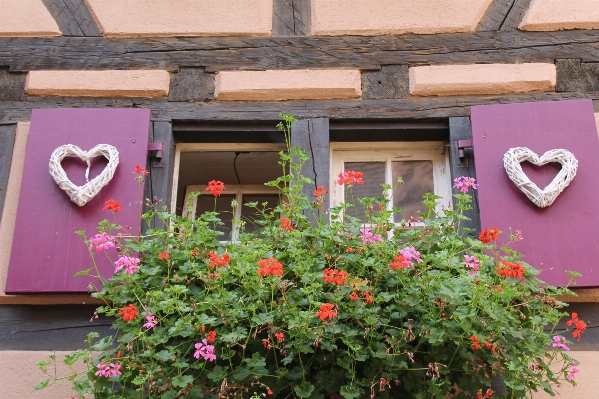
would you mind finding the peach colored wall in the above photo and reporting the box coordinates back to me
[0,351,87,398]
[25,70,171,98]
[532,352,599,398]
[85,0,273,37]
[409,63,556,97]
[0,122,100,305]
[215,69,362,101]
[311,0,494,36]
[0,0,61,37]
[520,0,599,31]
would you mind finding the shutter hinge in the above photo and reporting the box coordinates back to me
[455,140,473,168]
[148,142,164,167]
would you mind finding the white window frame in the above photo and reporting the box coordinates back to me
[329,141,452,224]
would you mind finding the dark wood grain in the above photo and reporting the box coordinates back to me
[477,0,515,31]
[556,59,599,93]
[41,0,102,37]
[0,124,16,221]
[362,65,409,100]
[500,0,533,31]
[449,117,481,236]
[168,67,214,102]
[273,0,310,36]
[144,121,175,231]
[0,305,114,350]
[1,91,598,124]
[0,68,26,101]
[4,30,599,72]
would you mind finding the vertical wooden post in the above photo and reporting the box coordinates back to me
[144,121,175,231]
[449,117,481,236]
[0,124,17,221]
[290,118,329,220]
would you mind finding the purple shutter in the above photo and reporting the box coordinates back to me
[6,109,151,293]
[471,99,599,287]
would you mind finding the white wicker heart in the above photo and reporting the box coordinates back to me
[503,147,578,208]
[49,144,120,207]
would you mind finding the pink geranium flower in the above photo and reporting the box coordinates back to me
[114,256,141,274]
[551,335,570,351]
[462,255,480,275]
[453,176,478,193]
[360,228,383,244]
[89,232,116,252]
[399,246,423,266]
[143,315,158,329]
[95,361,122,377]
[194,339,216,361]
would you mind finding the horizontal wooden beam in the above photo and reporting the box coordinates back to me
[2,30,599,72]
[1,91,598,123]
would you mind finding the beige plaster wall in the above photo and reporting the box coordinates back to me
[0,351,87,398]
[533,351,599,398]
[25,70,171,98]
[409,63,556,97]
[215,69,362,101]
[0,122,101,305]
[311,0,494,36]
[85,0,273,37]
[520,0,599,31]
[0,0,61,37]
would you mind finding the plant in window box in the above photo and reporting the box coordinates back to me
[37,114,585,399]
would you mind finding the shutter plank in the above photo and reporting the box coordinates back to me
[0,124,17,221]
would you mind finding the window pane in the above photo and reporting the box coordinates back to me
[241,194,280,233]
[343,162,385,220]
[195,194,235,238]
[392,161,434,222]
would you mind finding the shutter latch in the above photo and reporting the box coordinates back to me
[148,142,164,167]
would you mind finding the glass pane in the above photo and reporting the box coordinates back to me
[195,194,235,239]
[392,161,434,222]
[241,194,280,233]
[343,162,385,221]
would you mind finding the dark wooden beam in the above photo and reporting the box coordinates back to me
[0,68,26,101]
[1,91,598,124]
[556,59,599,92]
[168,67,215,102]
[0,124,17,221]
[3,30,599,72]
[477,0,515,31]
[41,0,102,37]
[362,65,409,100]
[0,305,114,350]
[499,0,533,31]
[273,0,310,36]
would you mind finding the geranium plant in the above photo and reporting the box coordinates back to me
[37,114,585,399]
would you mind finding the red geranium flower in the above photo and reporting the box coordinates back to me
[479,227,500,244]
[208,251,230,268]
[314,186,329,197]
[497,261,525,279]
[119,304,139,322]
[257,258,284,277]
[567,312,587,341]
[158,250,170,261]
[336,171,364,185]
[274,332,284,342]
[103,199,122,213]
[315,303,337,321]
[469,336,481,350]
[279,218,293,231]
[322,268,348,284]
[206,180,225,197]
[207,330,217,343]
[135,164,149,176]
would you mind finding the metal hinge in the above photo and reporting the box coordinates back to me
[148,142,164,167]
[455,139,473,168]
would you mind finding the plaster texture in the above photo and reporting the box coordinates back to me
[311,0,494,36]
[409,63,556,96]
[533,351,599,398]
[215,70,362,101]
[25,70,171,97]
[520,0,599,31]
[85,0,273,37]
[0,0,61,37]
[0,122,101,305]
[0,351,85,398]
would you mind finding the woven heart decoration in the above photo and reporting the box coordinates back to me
[503,147,578,208]
[49,144,120,207]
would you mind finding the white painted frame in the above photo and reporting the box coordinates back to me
[171,142,286,213]
[329,141,452,224]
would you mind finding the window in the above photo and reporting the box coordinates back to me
[172,143,286,240]
[330,141,452,225]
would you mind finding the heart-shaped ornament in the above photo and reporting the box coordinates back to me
[49,144,120,207]
[503,147,578,208]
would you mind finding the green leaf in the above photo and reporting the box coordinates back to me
[172,375,193,388]
[340,385,362,399]
[154,350,173,362]
[34,379,50,391]
[207,365,227,382]
[73,268,93,277]
[293,382,314,398]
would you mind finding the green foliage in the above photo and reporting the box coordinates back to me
[38,115,582,399]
